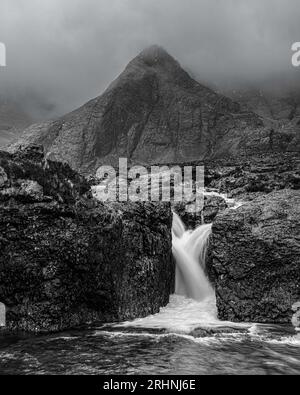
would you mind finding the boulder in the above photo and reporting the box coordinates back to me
[0,144,90,204]
[207,189,300,323]
[0,146,174,332]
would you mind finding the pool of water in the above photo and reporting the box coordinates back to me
[1,296,299,375]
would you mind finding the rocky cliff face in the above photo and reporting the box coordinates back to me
[10,46,269,175]
[0,146,174,332]
[205,153,300,200]
[207,189,300,323]
[226,87,300,121]
[224,88,300,154]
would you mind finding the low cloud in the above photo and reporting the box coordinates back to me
[0,0,299,118]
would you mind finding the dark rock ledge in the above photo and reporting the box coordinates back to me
[207,189,300,323]
[0,145,174,332]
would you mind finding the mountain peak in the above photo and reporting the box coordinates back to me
[11,46,269,174]
[129,45,180,70]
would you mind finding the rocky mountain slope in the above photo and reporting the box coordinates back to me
[227,89,300,122]
[224,88,300,152]
[10,46,278,175]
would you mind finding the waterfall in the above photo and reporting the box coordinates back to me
[118,213,218,332]
[118,200,243,332]
[172,213,214,301]
[0,303,5,327]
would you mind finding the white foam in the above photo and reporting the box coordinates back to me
[116,295,217,333]
[116,295,251,334]
[265,336,300,346]
[0,303,5,327]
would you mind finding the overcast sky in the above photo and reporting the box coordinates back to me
[0,0,299,118]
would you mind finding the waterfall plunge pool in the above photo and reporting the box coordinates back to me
[0,210,299,375]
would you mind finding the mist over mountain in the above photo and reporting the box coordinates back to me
[0,92,58,149]
[0,99,33,148]
[0,0,299,119]
[1,0,300,164]
[10,46,299,174]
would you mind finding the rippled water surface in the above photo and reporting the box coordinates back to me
[1,296,299,375]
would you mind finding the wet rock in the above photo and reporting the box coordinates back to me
[292,302,300,328]
[0,144,90,204]
[190,326,248,338]
[0,180,44,203]
[202,196,228,224]
[0,166,8,187]
[174,194,228,228]
[207,189,300,323]
[0,146,174,332]
[206,154,300,200]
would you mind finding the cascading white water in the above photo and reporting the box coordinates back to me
[119,212,219,332]
[0,303,5,327]
[172,213,214,301]
[119,204,253,332]
[171,191,245,302]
